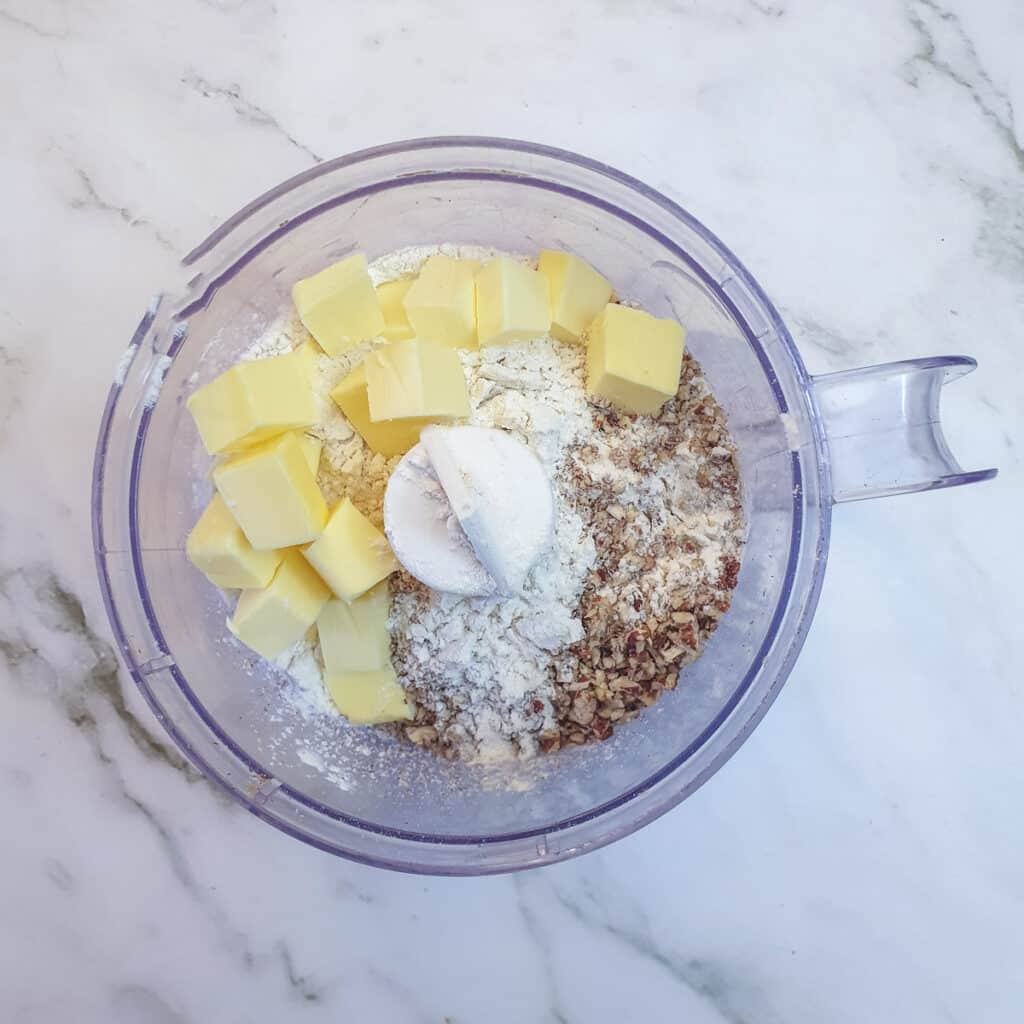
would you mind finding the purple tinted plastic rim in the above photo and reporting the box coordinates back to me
[92,137,833,868]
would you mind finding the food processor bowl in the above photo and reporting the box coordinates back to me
[93,138,996,874]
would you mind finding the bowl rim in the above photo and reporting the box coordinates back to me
[93,135,832,872]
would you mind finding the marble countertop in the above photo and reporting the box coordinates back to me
[2,0,1022,1020]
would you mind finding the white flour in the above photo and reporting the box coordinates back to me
[142,354,172,408]
[113,342,138,387]
[412,425,555,595]
[392,495,594,762]
[366,243,527,286]
[384,442,499,596]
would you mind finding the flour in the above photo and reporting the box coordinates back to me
[271,636,334,718]
[413,425,554,595]
[241,312,308,359]
[366,243,530,286]
[142,354,172,408]
[779,411,801,452]
[113,342,139,387]
[392,492,595,761]
[384,442,499,596]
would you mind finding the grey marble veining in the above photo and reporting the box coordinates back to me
[2,0,1022,1021]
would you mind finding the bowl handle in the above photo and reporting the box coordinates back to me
[810,356,997,504]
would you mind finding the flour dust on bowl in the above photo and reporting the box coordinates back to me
[93,138,997,874]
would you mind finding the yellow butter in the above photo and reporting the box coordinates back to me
[228,550,331,660]
[401,255,480,349]
[303,498,398,602]
[318,582,391,673]
[586,303,685,415]
[375,279,416,341]
[475,257,551,347]
[209,429,320,480]
[292,253,386,356]
[324,666,413,725]
[330,363,428,456]
[295,432,322,476]
[186,348,317,455]
[213,432,328,550]
[292,337,323,376]
[538,250,613,343]
[364,338,470,423]
[186,493,284,590]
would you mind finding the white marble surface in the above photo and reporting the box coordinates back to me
[2,0,1022,1020]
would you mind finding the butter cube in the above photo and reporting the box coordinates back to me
[209,429,320,480]
[186,348,318,455]
[586,303,685,414]
[213,432,328,550]
[324,666,413,725]
[475,257,552,347]
[186,494,284,590]
[296,433,322,476]
[303,498,398,602]
[364,338,470,423]
[318,582,391,673]
[376,279,416,341]
[293,337,323,377]
[330,363,428,457]
[538,250,613,343]
[402,255,480,349]
[228,550,331,660]
[292,253,386,356]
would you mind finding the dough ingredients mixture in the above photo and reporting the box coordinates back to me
[185,245,744,764]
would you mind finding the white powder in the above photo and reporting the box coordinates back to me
[238,309,311,359]
[271,636,334,717]
[413,425,554,595]
[366,243,530,286]
[393,494,595,761]
[142,354,172,408]
[779,411,801,452]
[384,442,499,596]
[113,342,138,387]
[464,339,593,467]
[296,747,353,791]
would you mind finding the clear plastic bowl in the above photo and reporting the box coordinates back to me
[93,138,996,874]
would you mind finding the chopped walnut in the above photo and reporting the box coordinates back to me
[569,692,598,726]
[550,352,743,749]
